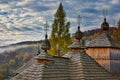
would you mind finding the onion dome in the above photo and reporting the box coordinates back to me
[41,34,51,51]
[101,18,109,31]
[75,26,82,40]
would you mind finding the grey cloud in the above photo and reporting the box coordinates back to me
[0,0,22,4]
[0,0,119,46]
[20,0,50,12]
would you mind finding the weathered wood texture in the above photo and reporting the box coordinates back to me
[110,60,120,73]
[110,48,120,60]
[86,48,110,59]
[36,59,52,64]
[86,48,120,73]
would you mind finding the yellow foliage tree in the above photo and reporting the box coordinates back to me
[49,3,71,56]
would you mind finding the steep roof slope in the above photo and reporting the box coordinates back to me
[15,59,35,74]
[86,32,120,48]
[11,57,70,80]
[12,51,118,80]
[65,51,118,80]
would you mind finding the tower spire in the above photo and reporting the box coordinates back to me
[41,21,51,52]
[44,21,49,39]
[101,8,109,32]
[77,15,82,29]
[75,15,82,41]
[35,21,52,64]
[103,8,108,19]
[68,15,85,51]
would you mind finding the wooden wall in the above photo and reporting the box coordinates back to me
[110,48,120,73]
[86,47,120,73]
[110,48,120,60]
[86,48,110,59]
[110,60,120,73]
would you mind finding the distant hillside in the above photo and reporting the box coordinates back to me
[0,44,40,79]
[0,40,42,48]
[83,27,116,37]
[0,40,42,54]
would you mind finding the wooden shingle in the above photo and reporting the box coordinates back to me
[86,32,120,48]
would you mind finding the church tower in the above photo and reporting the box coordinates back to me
[86,9,120,73]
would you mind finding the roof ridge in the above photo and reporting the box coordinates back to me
[86,32,120,48]
[105,33,120,48]
[103,33,112,46]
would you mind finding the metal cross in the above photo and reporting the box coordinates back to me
[77,15,82,27]
[44,21,49,34]
[103,8,108,19]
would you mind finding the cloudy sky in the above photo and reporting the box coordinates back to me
[0,0,120,46]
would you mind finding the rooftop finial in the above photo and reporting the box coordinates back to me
[74,15,82,41]
[101,8,109,32]
[44,21,49,37]
[41,21,51,51]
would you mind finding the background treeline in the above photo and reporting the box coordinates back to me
[0,44,38,80]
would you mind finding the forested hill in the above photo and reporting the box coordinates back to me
[0,43,40,79]
[0,40,43,79]
[0,40,42,48]
[0,40,42,53]
[83,27,116,37]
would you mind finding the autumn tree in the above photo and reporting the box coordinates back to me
[113,20,120,43]
[49,3,71,56]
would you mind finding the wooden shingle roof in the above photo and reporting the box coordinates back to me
[64,51,118,80]
[86,32,120,48]
[68,40,85,49]
[15,59,35,74]
[12,57,70,80]
[34,51,52,60]
[11,22,119,80]
[12,51,119,80]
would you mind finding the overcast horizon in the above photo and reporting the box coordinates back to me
[0,0,120,46]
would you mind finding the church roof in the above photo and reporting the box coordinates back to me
[64,51,118,80]
[86,32,120,48]
[11,17,119,80]
[34,51,53,60]
[15,59,35,74]
[68,40,85,49]
[15,49,52,74]
[12,57,70,80]
[12,51,118,80]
